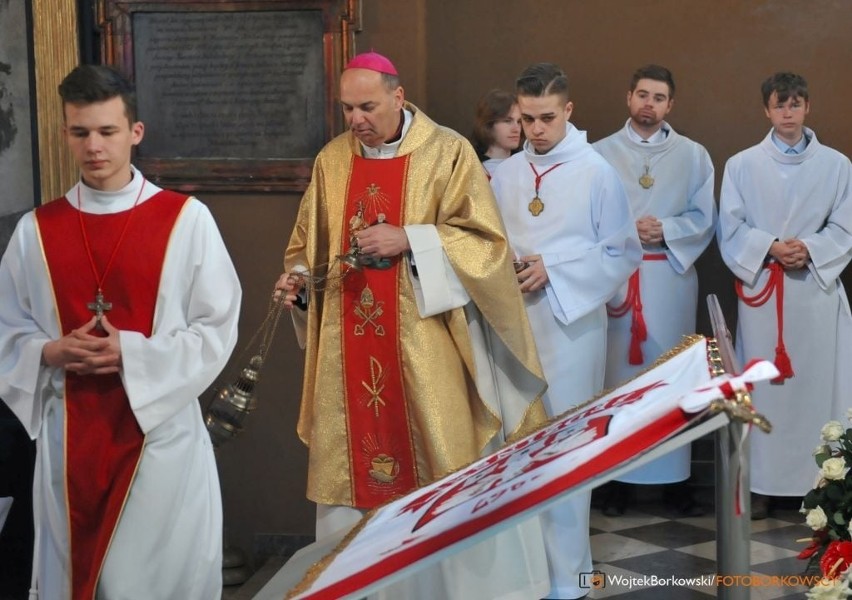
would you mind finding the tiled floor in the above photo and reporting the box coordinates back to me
[224,488,818,599]
[586,489,815,599]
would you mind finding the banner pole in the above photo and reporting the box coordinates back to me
[708,294,751,600]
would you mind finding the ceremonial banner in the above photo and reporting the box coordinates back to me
[278,337,778,599]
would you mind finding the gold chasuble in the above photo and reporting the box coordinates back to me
[287,103,547,508]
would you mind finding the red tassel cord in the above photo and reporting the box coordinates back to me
[735,261,794,383]
[607,254,668,366]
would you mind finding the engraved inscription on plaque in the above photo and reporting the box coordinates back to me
[133,11,326,159]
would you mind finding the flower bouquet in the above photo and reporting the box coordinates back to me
[800,417,852,598]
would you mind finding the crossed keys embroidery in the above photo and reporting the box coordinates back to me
[354,285,385,336]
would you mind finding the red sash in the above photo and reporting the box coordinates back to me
[735,261,794,383]
[340,155,417,508]
[607,253,668,365]
[35,190,189,599]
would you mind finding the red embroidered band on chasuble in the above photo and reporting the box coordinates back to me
[35,190,189,599]
[341,155,417,508]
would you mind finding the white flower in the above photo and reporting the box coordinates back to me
[806,505,829,530]
[822,421,845,442]
[816,444,833,456]
[806,576,848,600]
[822,457,848,480]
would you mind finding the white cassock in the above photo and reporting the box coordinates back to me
[0,168,241,599]
[718,128,852,496]
[594,121,716,484]
[491,123,642,599]
[482,156,507,178]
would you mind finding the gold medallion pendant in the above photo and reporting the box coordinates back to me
[639,159,655,189]
[528,196,544,216]
[639,173,655,189]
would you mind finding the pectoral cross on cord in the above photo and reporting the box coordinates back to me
[76,178,146,328]
[87,290,113,325]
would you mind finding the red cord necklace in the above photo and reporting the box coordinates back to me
[76,176,146,327]
[527,162,564,216]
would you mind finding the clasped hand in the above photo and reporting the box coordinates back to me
[515,255,548,293]
[42,316,122,375]
[769,239,809,270]
[636,216,664,245]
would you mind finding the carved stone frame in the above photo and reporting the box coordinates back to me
[97,0,358,192]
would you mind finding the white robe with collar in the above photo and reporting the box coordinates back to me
[594,121,717,484]
[0,169,241,599]
[718,128,852,496]
[491,123,641,599]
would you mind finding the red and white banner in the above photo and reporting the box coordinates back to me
[288,337,778,599]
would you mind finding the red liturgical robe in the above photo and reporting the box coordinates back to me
[35,190,188,599]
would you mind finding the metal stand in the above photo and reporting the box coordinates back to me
[715,419,751,600]
[707,294,772,600]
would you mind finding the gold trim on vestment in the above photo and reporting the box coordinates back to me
[286,504,381,598]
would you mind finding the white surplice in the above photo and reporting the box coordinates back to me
[482,156,507,177]
[594,120,716,483]
[718,128,852,496]
[491,123,642,599]
[0,168,241,599]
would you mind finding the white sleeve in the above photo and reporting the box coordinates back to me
[802,158,852,289]
[404,224,470,317]
[659,148,717,274]
[119,201,242,434]
[0,214,58,439]
[541,170,642,325]
[717,159,776,285]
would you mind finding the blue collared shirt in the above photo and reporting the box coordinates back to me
[771,131,809,154]
[627,122,670,145]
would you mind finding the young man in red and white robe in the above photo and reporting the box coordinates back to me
[0,65,240,599]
